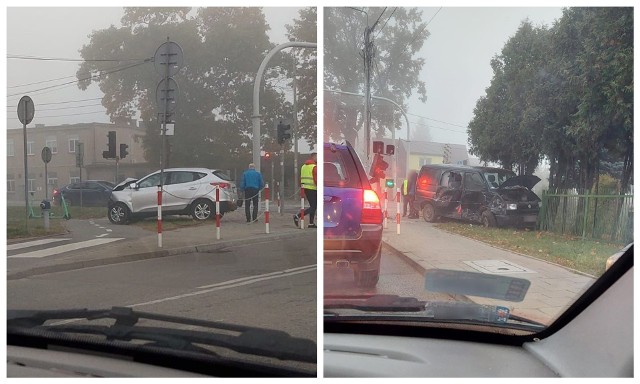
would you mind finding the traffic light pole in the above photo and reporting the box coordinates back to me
[251,41,317,173]
[280,145,285,216]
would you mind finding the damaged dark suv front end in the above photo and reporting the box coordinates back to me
[485,174,541,228]
[415,165,542,229]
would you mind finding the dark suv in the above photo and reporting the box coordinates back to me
[414,164,541,228]
[324,142,384,288]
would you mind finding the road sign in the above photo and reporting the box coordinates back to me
[17,96,35,125]
[41,147,52,164]
[156,77,178,113]
[154,41,184,77]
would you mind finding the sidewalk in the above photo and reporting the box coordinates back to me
[8,207,316,280]
[381,217,596,324]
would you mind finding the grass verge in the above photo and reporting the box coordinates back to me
[7,206,107,239]
[434,221,626,277]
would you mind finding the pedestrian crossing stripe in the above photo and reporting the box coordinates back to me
[8,238,124,259]
[7,238,72,251]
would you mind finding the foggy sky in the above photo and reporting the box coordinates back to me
[5,6,305,128]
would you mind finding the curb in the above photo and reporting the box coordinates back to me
[8,230,311,280]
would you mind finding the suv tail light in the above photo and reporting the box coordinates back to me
[362,189,383,224]
[210,182,230,188]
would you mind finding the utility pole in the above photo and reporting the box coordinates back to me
[363,25,372,164]
[293,55,299,200]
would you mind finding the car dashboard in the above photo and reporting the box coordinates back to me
[324,254,633,377]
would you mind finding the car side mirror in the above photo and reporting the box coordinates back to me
[130,183,138,190]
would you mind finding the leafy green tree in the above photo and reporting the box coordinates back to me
[324,7,428,145]
[76,7,302,172]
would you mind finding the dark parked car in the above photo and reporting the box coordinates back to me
[52,180,116,207]
[414,164,541,228]
[324,142,383,288]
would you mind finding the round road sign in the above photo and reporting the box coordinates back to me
[41,147,52,164]
[154,41,184,77]
[17,96,35,125]
[156,78,179,113]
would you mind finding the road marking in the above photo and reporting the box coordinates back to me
[7,238,71,251]
[197,264,317,289]
[95,234,109,238]
[130,264,317,308]
[49,264,317,326]
[8,238,124,259]
[106,229,112,232]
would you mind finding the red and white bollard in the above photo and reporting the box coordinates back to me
[396,187,401,235]
[215,187,221,240]
[265,183,270,234]
[299,187,305,229]
[383,190,388,229]
[157,186,163,247]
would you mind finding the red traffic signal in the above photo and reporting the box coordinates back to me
[369,153,389,180]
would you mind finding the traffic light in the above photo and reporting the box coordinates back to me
[369,153,389,181]
[277,122,292,144]
[120,143,129,159]
[264,151,272,161]
[385,179,395,188]
[373,141,384,154]
[386,144,395,155]
[103,131,116,159]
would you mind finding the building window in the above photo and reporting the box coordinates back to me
[28,179,36,193]
[70,170,80,184]
[27,141,35,156]
[69,137,79,153]
[7,178,16,193]
[46,136,57,154]
[47,171,58,186]
[7,140,14,157]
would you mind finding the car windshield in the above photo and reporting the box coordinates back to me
[323,6,632,336]
[6,6,317,376]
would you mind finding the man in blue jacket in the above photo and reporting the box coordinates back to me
[240,163,264,223]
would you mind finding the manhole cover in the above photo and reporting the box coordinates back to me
[463,260,536,274]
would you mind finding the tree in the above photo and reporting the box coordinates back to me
[76,7,298,172]
[324,7,428,146]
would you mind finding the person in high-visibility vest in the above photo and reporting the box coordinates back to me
[294,152,317,228]
[403,170,418,218]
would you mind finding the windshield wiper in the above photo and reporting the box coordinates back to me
[324,295,545,328]
[7,306,316,364]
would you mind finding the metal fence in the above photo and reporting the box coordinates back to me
[538,189,633,244]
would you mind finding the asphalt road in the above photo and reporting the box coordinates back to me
[8,234,317,371]
[324,243,457,302]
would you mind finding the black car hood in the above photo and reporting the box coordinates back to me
[499,175,540,190]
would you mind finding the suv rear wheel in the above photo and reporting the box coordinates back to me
[108,203,130,225]
[422,203,438,222]
[191,199,214,221]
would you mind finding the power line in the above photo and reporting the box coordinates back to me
[7,109,108,119]
[7,54,149,62]
[375,7,397,39]
[8,60,149,89]
[407,112,468,130]
[7,60,150,98]
[7,97,104,108]
[371,7,387,29]
[6,102,104,112]
[409,120,467,135]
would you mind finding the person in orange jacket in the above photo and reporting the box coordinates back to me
[294,152,317,228]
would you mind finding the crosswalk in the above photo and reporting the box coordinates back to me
[7,237,124,259]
